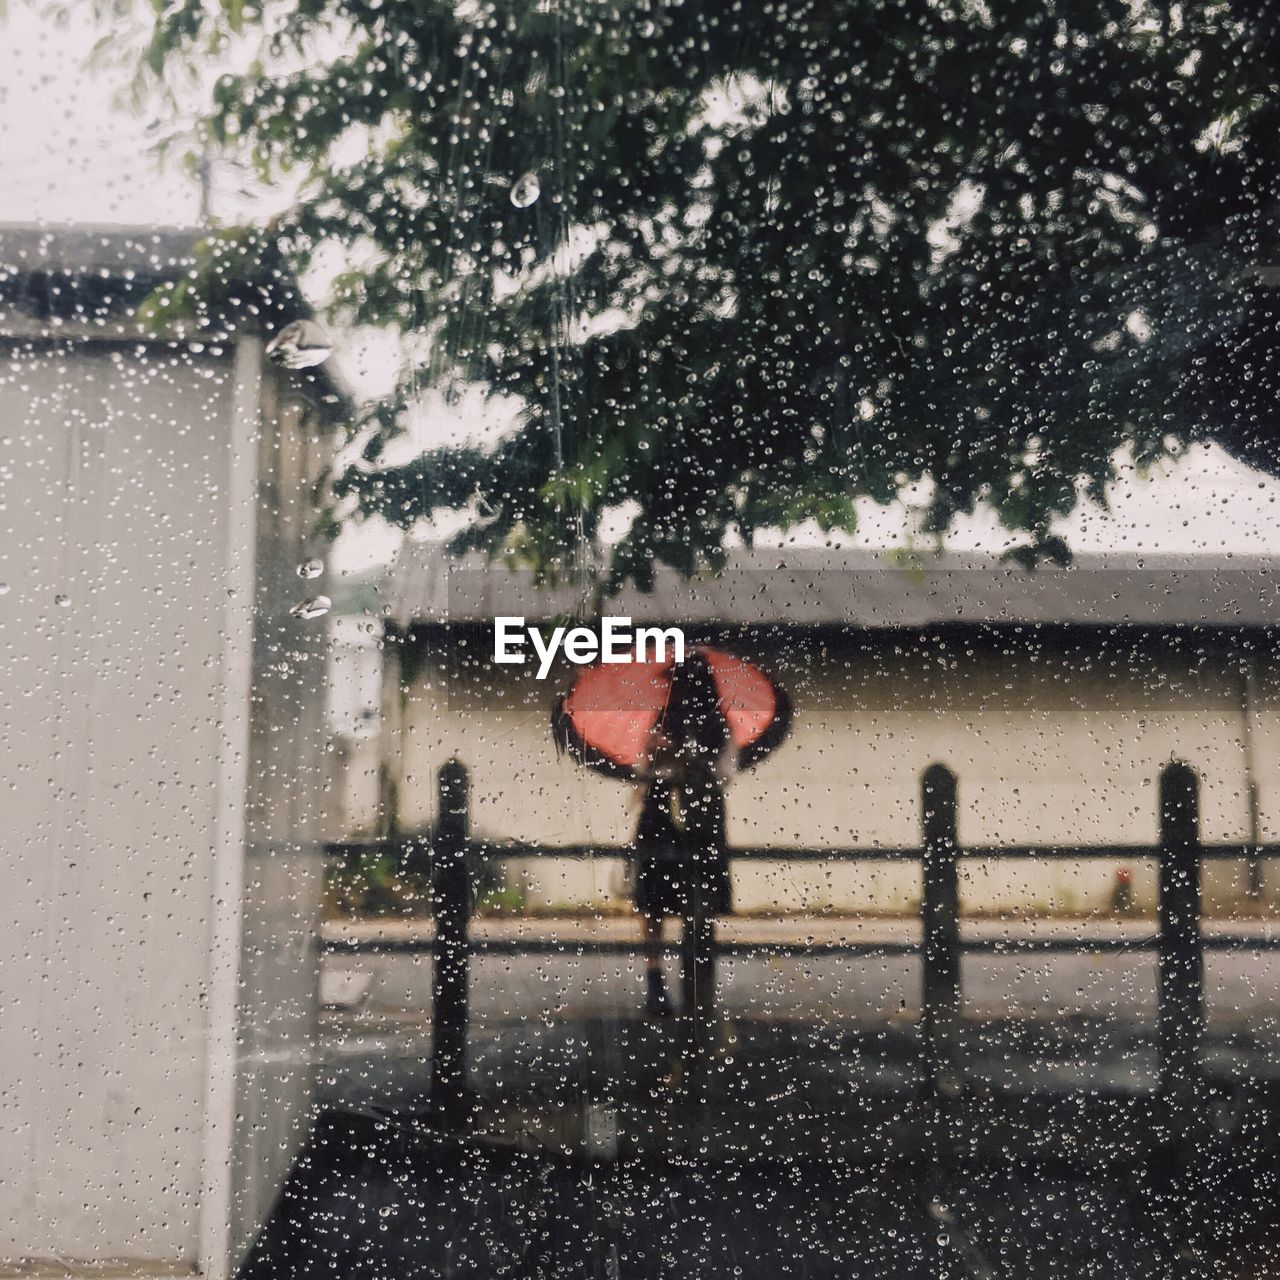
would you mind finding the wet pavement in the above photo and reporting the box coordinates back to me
[272,1009,1280,1277]
[317,1012,1280,1113]
[245,919,1280,1277]
[241,1106,1279,1280]
[319,915,1280,1029]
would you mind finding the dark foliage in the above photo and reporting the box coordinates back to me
[139,0,1280,584]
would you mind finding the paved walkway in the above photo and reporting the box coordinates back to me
[320,913,1280,1026]
[316,912,1280,1119]
[248,1096,1279,1280]
[243,1135,1261,1280]
[299,915,1280,1278]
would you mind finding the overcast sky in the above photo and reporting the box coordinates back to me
[4,2,1280,572]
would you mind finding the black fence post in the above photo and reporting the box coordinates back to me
[430,758,472,1118]
[680,879,717,1060]
[921,764,961,1104]
[1157,761,1203,1117]
[678,759,722,1112]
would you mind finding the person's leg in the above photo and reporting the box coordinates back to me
[642,910,672,1017]
[642,910,662,963]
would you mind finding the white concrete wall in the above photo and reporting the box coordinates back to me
[0,343,237,1264]
[0,338,332,1275]
[219,363,333,1272]
[327,615,385,837]
[385,630,1279,916]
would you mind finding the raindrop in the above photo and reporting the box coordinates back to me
[54,593,70,608]
[290,595,331,620]
[510,172,541,208]
[0,583,8,596]
[265,319,332,369]
[296,559,324,579]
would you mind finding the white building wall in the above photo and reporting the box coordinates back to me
[220,362,333,1272]
[386,631,1276,916]
[0,336,333,1275]
[327,614,385,837]
[0,344,236,1263]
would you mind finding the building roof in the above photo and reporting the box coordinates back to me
[388,542,1280,630]
[0,222,351,416]
[0,223,200,280]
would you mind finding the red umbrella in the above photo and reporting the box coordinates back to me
[552,645,790,780]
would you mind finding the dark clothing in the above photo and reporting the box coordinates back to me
[637,857,731,918]
[634,778,732,918]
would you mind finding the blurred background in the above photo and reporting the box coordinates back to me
[5,2,1280,1277]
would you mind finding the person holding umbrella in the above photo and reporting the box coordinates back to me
[634,653,733,1018]
[553,643,790,1020]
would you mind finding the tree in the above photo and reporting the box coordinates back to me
[124,0,1280,586]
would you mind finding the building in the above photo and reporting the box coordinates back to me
[0,225,346,1276]
[376,544,1280,917]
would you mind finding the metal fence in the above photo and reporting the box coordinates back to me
[325,759,1279,1126]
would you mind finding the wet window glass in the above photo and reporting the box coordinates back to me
[3,1,1280,1276]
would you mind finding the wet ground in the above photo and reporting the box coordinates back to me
[229,1008,1280,1279]
[319,915,1280,1036]
[241,922,1280,1277]
[242,1106,1279,1280]
[316,1010,1280,1117]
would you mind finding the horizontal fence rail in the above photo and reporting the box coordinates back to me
[327,839,1280,862]
[320,932,1280,957]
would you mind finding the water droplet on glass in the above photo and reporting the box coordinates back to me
[510,172,541,208]
[0,583,9,596]
[290,595,331,620]
[296,559,324,579]
[54,593,70,608]
[265,319,332,370]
